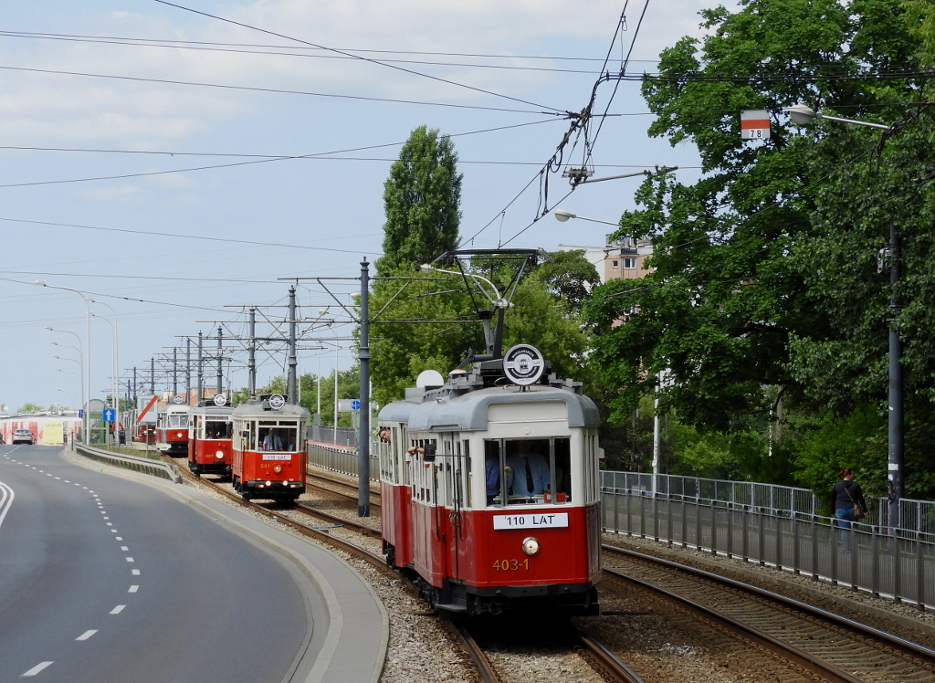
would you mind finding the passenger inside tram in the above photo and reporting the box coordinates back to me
[485,438,572,505]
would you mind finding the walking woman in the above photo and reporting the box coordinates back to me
[831,468,868,553]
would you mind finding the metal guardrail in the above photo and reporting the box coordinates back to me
[602,488,934,610]
[610,470,935,537]
[75,442,182,484]
[310,425,358,449]
[308,441,379,481]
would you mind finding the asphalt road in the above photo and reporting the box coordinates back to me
[0,444,312,683]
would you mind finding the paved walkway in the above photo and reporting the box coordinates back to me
[63,448,388,683]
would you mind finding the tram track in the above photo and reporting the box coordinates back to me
[601,544,935,683]
[176,463,643,683]
[305,469,381,509]
[172,463,509,682]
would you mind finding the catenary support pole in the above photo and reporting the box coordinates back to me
[888,222,904,529]
[358,258,371,517]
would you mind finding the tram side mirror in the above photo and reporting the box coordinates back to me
[423,442,437,463]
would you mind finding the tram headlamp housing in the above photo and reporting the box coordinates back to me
[215,450,224,459]
[521,537,540,556]
[273,464,282,473]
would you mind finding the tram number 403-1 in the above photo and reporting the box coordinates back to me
[492,558,529,571]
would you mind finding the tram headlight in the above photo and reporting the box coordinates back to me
[273,464,282,473]
[521,537,540,556]
[265,480,272,487]
[215,450,224,459]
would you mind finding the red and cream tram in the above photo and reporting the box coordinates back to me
[156,401,190,456]
[187,398,233,477]
[231,394,308,503]
[378,344,603,617]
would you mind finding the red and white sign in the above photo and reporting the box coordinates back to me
[741,109,770,139]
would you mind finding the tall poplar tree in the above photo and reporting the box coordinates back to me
[377,125,462,276]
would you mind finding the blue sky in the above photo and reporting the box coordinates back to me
[0,0,717,411]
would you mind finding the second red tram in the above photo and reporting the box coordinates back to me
[187,403,234,477]
[156,402,190,456]
[231,395,309,503]
[378,346,603,617]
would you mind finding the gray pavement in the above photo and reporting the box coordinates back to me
[1,444,387,683]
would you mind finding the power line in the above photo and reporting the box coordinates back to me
[0,29,659,74]
[0,64,549,116]
[151,0,565,114]
[0,216,369,254]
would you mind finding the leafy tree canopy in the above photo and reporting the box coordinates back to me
[585,0,928,429]
[377,125,462,277]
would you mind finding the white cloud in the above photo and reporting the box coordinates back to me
[80,184,146,202]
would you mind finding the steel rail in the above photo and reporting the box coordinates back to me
[448,623,502,683]
[176,464,504,683]
[603,563,863,683]
[305,469,381,507]
[604,545,935,668]
[294,501,381,538]
[574,627,646,683]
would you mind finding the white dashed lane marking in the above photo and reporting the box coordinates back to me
[6,455,144,677]
[21,661,54,677]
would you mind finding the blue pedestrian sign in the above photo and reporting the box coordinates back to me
[350,400,361,411]
[103,409,116,422]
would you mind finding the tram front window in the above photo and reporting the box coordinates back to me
[485,438,572,506]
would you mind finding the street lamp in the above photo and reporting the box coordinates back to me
[787,103,902,528]
[553,209,620,227]
[38,282,92,444]
[90,302,119,445]
[786,104,892,131]
[47,328,86,443]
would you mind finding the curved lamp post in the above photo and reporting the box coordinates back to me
[38,282,91,443]
[90,302,119,445]
[553,209,620,227]
[787,103,901,529]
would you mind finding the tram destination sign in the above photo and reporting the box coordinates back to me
[492,512,568,530]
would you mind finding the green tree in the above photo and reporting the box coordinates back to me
[585,0,921,429]
[377,125,462,277]
[370,251,599,406]
[582,0,935,498]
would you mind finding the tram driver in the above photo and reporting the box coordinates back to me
[262,429,283,451]
[506,440,550,502]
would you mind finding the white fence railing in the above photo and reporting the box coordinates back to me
[608,470,935,540]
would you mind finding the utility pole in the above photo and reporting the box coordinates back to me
[216,326,223,396]
[358,258,371,518]
[186,337,192,404]
[288,287,298,403]
[197,331,203,403]
[887,223,904,528]
[248,307,257,395]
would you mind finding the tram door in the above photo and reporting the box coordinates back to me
[440,433,469,581]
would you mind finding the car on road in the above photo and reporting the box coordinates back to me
[12,429,34,445]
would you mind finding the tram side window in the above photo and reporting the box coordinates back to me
[553,438,571,503]
[484,440,505,506]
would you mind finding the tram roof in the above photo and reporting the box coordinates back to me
[231,400,310,420]
[385,384,599,432]
[190,405,233,417]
